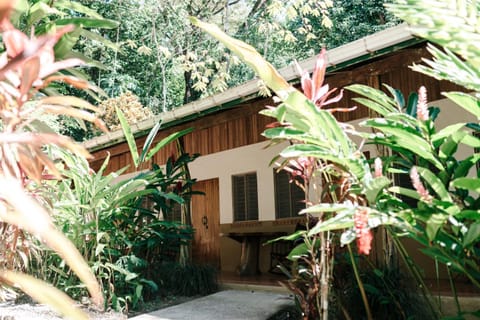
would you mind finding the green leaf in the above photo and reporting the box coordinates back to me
[308,211,355,235]
[301,203,353,214]
[280,143,337,158]
[287,243,308,261]
[406,92,418,117]
[416,167,451,202]
[460,132,480,149]
[54,17,120,29]
[431,123,466,144]
[140,279,158,291]
[145,127,194,162]
[54,26,82,58]
[455,210,480,220]
[95,243,105,257]
[28,2,61,26]
[439,130,466,159]
[463,222,480,247]
[265,230,306,244]
[365,176,391,204]
[190,17,290,93]
[116,107,139,168]
[80,29,122,52]
[262,127,321,146]
[63,51,107,70]
[383,84,405,109]
[53,0,103,19]
[451,178,480,193]
[453,153,480,178]
[340,229,356,246]
[426,213,447,241]
[351,97,393,117]
[363,118,443,170]
[388,186,420,200]
[443,92,480,119]
[346,84,398,116]
[139,121,162,163]
[125,271,138,282]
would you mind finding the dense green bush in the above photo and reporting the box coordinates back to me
[154,262,218,297]
[31,148,195,312]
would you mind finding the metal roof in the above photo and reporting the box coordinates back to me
[84,23,418,152]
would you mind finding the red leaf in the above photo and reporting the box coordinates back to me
[20,57,40,100]
[3,29,28,58]
[0,1,14,31]
[311,48,327,102]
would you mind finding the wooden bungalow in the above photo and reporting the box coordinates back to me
[83,23,473,284]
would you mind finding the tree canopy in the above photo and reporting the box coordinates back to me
[79,0,398,112]
[12,1,399,140]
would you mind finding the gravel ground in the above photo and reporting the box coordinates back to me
[0,302,126,320]
[0,295,197,320]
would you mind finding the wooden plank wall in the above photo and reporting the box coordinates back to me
[89,44,463,174]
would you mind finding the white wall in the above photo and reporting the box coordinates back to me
[189,141,287,224]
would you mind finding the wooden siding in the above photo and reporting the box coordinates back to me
[88,44,463,174]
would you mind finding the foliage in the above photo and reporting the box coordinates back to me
[192,18,375,319]
[154,262,218,297]
[77,0,338,111]
[12,0,120,73]
[99,91,154,131]
[34,147,195,312]
[26,1,398,141]
[192,1,480,317]
[332,255,436,320]
[0,1,107,318]
[116,107,194,170]
[9,0,124,142]
[116,106,200,265]
[320,0,400,49]
[32,107,201,311]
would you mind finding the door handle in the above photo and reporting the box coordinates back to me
[202,215,208,229]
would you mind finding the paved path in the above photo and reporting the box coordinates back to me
[129,290,295,320]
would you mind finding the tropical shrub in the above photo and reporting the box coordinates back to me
[0,2,107,318]
[191,1,480,317]
[33,142,196,311]
[33,107,201,311]
[33,148,155,310]
[154,262,218,297]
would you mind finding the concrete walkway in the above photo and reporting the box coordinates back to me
[129,290,295,320]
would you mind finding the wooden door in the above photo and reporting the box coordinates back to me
[191,178,220,268]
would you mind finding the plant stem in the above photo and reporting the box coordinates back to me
[435,258,442,312]
[388,228,440,318]
[347,244,372,320]
[447,266,462,316]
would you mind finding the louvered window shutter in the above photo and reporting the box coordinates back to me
[232,173,258,221]
[274,170,305,219]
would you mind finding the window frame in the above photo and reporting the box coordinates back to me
[273,169,305,219]
[232,172,259,222]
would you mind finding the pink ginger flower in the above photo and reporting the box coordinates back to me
[374,157,383,178]
[282,156,314,183]
[417,86,429,121]
[410,167,431,202]
[354,208,373,255]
